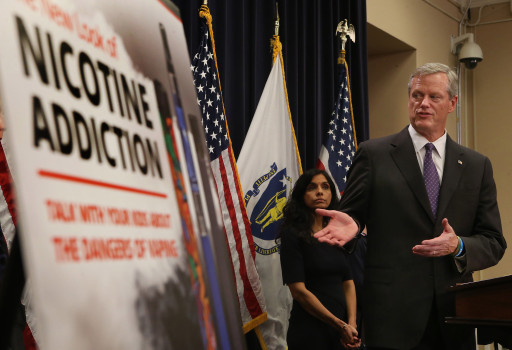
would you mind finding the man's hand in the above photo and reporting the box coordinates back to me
[313,209,359,247]
[412,218,459,257]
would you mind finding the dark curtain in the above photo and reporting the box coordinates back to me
[173,0,368,170]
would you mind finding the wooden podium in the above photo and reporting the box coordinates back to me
[446,275,512,347]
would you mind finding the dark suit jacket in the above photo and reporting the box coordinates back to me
[339,126,506,349]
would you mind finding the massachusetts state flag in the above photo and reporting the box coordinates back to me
[316,59,357,195]
[191,5,267,334]
[237,35,302,350]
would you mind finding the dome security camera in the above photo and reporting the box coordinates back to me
[451,34,483,70]
[458,41,483,69]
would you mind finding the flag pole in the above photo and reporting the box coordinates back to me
[249,10,285,350]
[193,1,268,341]
[271,4,302,174]
[237,1,302,347]
[315,20,358,195]
[336,19,358,149]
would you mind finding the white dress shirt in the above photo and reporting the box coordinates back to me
[408,124,446,184]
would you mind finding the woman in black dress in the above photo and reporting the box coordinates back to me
[280,169,360,349]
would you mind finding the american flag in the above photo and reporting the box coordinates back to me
[316,61,357,195]
[191,6,266,332]
[0,140,15,287]
[0,138,37,349]
[0,141,16,253]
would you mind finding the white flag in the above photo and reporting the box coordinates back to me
[237,36,301,350]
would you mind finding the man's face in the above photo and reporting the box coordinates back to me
[408,72,457,141]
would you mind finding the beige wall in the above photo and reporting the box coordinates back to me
[473,19,512,279]
[367,0,512,281]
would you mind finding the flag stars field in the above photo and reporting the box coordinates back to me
[191,23,229,159]
[316,64,357,194]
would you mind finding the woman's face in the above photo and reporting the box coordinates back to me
[303,174,332,210]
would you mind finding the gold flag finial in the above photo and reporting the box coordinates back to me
[274,2,280,36]
[335,19,355,63]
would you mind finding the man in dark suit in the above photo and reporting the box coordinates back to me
[314,63,506,350]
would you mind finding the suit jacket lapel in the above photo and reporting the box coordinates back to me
[437,135,464,219]
[389,127,435,222]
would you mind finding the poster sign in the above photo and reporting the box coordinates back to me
[0,0,243,349]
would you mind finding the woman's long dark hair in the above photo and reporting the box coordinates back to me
[278,169,339,243]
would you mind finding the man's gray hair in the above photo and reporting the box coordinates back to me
[408,63,458,98]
